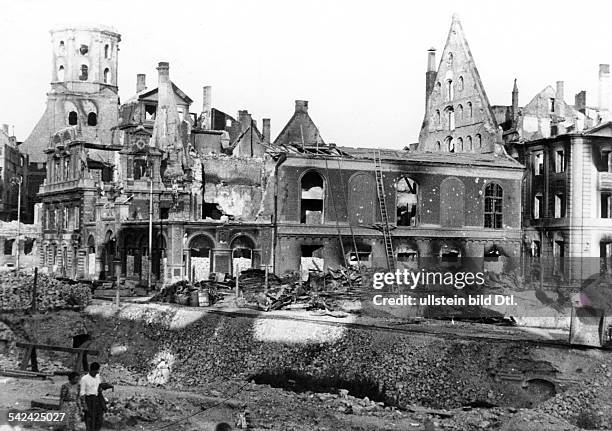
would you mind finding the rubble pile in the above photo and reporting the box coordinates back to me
[135,315,497,410]
[0,273,92,311]
[149,267,364,312]
[104,394,189,428]
[536,366,612,430]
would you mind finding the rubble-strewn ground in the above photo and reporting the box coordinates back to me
[1,301,611,430]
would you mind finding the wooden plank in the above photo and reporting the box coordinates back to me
[16,342,98,355]
[19,345,32,370]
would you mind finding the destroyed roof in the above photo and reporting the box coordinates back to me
[125,82,193,105]
[273,100,325,147]
[338,147,524,168]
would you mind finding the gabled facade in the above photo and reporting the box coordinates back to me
[418,15,504,155]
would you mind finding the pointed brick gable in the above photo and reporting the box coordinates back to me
[273,100,325,147]
[418,15,501,154]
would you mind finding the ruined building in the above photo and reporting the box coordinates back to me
[22,26,121,226]
[497,66,612,283]
[32,17,525,285]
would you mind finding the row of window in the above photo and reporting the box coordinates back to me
[299,171,504,229]
[532,149,565,175]
[434,75,465,103]
[436,134,482,152]
[67,111,97,126]
[433,102,475,131]
[57,65,111,84]
[43,206,80,231]
[533,193,566,219]
[58,41,112,59]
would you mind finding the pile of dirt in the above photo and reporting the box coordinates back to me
[0,272,92,312]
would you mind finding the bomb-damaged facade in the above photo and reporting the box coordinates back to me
[29,18,524,287]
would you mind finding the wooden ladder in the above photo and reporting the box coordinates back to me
[373,150,395,272]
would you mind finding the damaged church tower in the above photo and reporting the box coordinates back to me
[418,15,504,154]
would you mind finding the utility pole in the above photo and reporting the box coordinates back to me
[11,176,22,272]
[148,160,154,291]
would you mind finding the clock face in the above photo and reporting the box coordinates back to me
[133,137,146,152]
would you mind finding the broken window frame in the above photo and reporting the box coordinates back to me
[533,152,544,176]
[395,177,418,227]
[555,149,565,173]
[79,64,88,81]
[534,193,543,219]
[300,170,325,225]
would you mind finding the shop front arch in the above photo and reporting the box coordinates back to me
[189,235,214,282]
[231,235,256,276]
[87,235,96,278]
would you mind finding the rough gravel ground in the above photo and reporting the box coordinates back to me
[1,304,611,430]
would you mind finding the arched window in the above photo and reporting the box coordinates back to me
[79,44,88,56]
[396,177,418,226]
[466,135,473,151]
[231,235,255,276]
[446,80,453,101]
[436,141,441,151]
[79,64,88,81]
[457,137,463,151]
[348,173,376,225]
[435,82,441,95]
[467,102,473,119]
[300,171,324,224]
[447,52,453,67]
[104,44,110,59]
[435,109,441,125]
[58,65,65,81]
[87,112,97,126]
[445,136,454,153]
[58,41,65,55]
[476,134,482,149]
[457,104,463,123]
[484,183,503,229]
[446,107,455,131]
[458,76,464,91]
[189,235,213,281]
[103,68,110,84]
[68,111,78,126]
[440,178,465,227]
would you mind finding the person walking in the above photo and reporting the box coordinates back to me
[79,362,113,431]
[59,372,81,431]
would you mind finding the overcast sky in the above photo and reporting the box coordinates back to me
[1,0,611,149]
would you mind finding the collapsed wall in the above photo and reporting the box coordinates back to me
[199,155,275,221]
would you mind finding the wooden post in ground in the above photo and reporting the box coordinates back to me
[31,267,38,312]
[235,272,239,298]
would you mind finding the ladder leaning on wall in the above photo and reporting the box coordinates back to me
[373,149,395,272]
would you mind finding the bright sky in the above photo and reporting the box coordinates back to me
[1,0,612,149]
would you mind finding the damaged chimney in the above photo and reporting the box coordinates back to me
[238,110,252,132]
[599,64,610,111]
[556,81,564,103]
[136,74,146,93]
[157,62,170,85]
[262,118,271,144]
[202,86,212,129]
[575,91,586,114]
[425,48,437,111]
[295,100,308,113]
